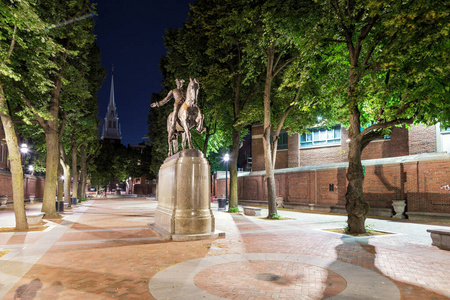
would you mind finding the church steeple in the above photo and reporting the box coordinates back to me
[101,67,122,144]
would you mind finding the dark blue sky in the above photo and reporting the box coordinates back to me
[93,0,193,146]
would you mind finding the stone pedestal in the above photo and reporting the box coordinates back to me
[148,149,222,241]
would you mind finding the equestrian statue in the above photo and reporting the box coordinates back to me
[150,78,205,157]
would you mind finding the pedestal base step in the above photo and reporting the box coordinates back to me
[147,222,225,241]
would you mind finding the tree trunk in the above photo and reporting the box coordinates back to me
[60,159,71,206]
[345,105,369,233]
[263,47,277,219]
[0,86,28,230]
[71,136,78,201]
[79,144,87,199]
[57,163,63,200]
[228,128,240,210]
[41,131,60,219]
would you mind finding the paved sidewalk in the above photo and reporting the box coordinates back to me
[0,198,449,299]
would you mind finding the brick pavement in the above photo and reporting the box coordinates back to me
[0,198,449,299]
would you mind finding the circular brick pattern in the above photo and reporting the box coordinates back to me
[149,253,400,299]
[194,260,346,299]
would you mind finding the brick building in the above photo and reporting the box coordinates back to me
[251,123,449,171]
[214,123,450,221]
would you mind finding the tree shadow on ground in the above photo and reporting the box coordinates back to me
[331,238,448,299]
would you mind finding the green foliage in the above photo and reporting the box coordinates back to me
[228,206,239,213]
[269,213,281,220]
[344,222,375,233]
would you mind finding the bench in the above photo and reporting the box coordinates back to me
[242,206,262,216]
[26,212,45,225]
[427,229,450,250]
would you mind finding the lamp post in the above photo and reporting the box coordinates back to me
[19,143,28,165]
[224,153,229,202]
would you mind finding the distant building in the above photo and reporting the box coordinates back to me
[101,68,122,144]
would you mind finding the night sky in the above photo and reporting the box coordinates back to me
[93,0,194,146]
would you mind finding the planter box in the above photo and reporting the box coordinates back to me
[27,212,45,225]
[243,206,262,216]
[427,229,450,250]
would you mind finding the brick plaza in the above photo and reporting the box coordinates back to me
[0,198,449,299]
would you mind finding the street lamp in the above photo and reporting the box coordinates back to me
[19,143,29,165]
[20,143,28,153]
[224,153,230,202]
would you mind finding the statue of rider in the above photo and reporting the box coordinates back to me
[150,78,185,137]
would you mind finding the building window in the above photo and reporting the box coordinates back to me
[113,121,116,129]
[108,120,112,128]
[271,131,288,150]
[300,125,341,148]
[440,126,450,133]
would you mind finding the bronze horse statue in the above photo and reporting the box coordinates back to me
[166,78,205,156]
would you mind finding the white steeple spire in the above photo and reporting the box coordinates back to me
[101,66,122,143]
[109,65,116,109]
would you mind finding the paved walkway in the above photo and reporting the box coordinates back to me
[0,198,449,299]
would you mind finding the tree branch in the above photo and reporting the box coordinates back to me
[332,0,353,46]
[327,39,347,43]
[273,45,289,72]
[58,111,67,140]
[4,25,17,63]
[21,95,48,130]
[273,53,300,78]
[240,73,264,112]
[361,118,413,137]
[362,33,386,66]
[355,16,379,60]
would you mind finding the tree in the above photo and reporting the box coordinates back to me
[0,0,62,229]
[184,0,264,212]
[22,0,98,218]
[232,0,316,218]
[310,0,450,233]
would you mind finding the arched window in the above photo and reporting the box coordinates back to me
[108,120,112,128]
[113,121,116,128]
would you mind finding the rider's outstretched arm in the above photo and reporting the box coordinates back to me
[150,90,173,108]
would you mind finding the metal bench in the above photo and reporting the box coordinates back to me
[427,229,450,250]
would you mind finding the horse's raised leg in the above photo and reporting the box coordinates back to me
[195,111,206,134]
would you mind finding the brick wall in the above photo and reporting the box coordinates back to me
[215,153,450,217]
[408,124,436,155]
[361,126,410,160]
[252,124,429,171]
[133,184,156,195]
[287,133,299,168]
[0,171,45,203]
[300,145,344,167]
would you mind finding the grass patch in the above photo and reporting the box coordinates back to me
[0,226,48,233]
[324,228,392,237]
